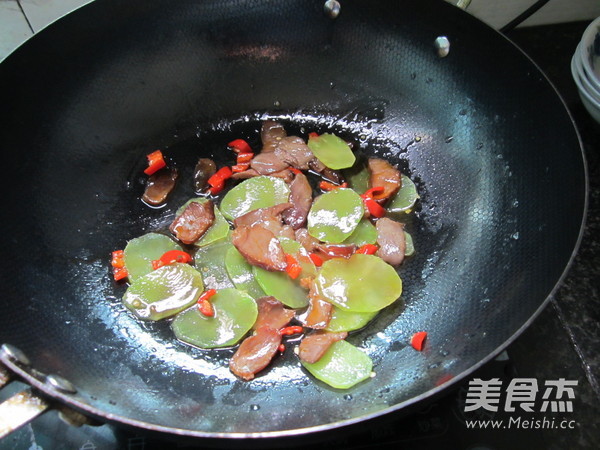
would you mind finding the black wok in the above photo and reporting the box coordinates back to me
[0,0,586,439]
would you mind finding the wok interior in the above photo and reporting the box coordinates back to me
[0,0,585,435]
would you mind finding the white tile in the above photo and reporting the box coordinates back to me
[19,0,93,32]
[0,0,33,61]
[468,0,600,29]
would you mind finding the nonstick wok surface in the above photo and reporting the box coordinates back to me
[0,0,586,437]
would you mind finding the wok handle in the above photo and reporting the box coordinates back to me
[0,383,50,439]
[0,346,99,439]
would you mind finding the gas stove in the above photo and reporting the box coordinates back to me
[1,20,599,450]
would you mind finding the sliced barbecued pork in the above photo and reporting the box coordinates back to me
[282,172,312,229]
[368,158,401,201]
[231,168,260,180]
[230,326,282,380]
[231,225,287,271]
[303,283,333,329]
[261,120,287,153]
[274,136,314,170]
[315,243,357,259]
[269,169,295,184]
[253,296,296,331]
[375,217,406,266]
[234,203,292,228]
[298,331,348,364]
[257,121,316,171]
[231,166,293,182]
[250,152,289,175]
[142,168,178,206]
[295,228,320,253]
[169,200,215,245]
[193,158,216,194]
[309,159,343,184]
[234,203,293,239]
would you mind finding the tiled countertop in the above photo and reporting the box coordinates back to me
[0,0,90,60]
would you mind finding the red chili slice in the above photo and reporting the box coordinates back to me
[197,289,217,317]
[231,163,250,173]
[198,299,214,317]
[285,254,302,279]
[207,166,233,188]
[236,152,254,163]
[143,150,167,175]
[360,186,387,218]
[308,253,323,267]
[206,166,233,195]
[228,139,252,154]
[112,267,129,281]
[151,250,192,270]
[319,181,348,191]
[208,183,224,195]
[280,326,304,336]
[356,244,379,255]
[362,186,385,199]
[411,331,428,351]
[110,250,128,280]
[110,250,125,268]
[364,198,386,218]
[199,289,217,301]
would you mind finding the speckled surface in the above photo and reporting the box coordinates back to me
[511,21,600,396]
[509,20,600,448]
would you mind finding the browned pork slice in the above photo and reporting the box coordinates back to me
[274,136,314,170]
[234,203,293,238]
[169,200,215,245]
[234,203,292,228]
[303,284,333,329]
[375,217,406,266]
[193,158,216,193]
[231,167,293,183]
[230,326,282,380]
[231,225,287,271]
[231,168,260,180]
[298,331,348,364]
[142,168,178,206]
[295,228,320,253]
[270,169,294,183]
[250,152,289,175]
[308,159,343,184]
[282,172,312,229]
[322,168,344,184]
[309,157,326,173]
[253,297,296,331]
[368,158,401,201]
[261,120,287,153]
[315,243,357,259]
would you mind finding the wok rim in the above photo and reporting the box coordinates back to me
[0,1,589,440]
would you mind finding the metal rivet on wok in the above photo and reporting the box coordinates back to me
[324,0,341,19]
[45,374,78,394]
[434,36,451,57]
[0,344,31,366]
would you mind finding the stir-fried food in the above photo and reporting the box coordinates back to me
[111,121,421,388]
